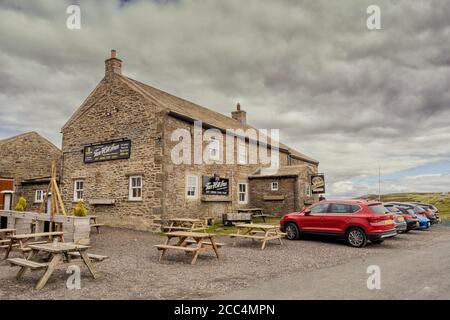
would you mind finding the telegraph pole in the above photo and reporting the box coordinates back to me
[378,166,381,201]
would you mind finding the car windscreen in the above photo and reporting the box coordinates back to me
[385,206,400,213]
[368,204,389,214]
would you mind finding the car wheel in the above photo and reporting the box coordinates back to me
[346,227,368,248]
[404,229,410,233]
[371,240,384,244]
[285,222,300,240]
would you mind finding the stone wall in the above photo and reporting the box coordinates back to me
[19,183,49,212]
[0,132,61,208]
[248,177,297,215]
[61,75,165,231]
[161,115,316,219]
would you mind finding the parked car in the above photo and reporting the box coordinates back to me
[386,202,437,225]
[384,204,419,232]
[280,200,397,248]
[412,203,441,224]
[388,203,431,230]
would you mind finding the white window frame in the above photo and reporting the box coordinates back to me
[73,180,84,202]
[35,190,44,203]
[209,138,220,161]
[129,176,143,201]
[238,182,248,204]
[238,140,247,164]
[271,181,279,191]
[186,175,199,199]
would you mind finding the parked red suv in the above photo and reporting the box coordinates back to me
[280,200,397,247]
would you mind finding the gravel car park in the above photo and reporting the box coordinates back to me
[1,225,450,300]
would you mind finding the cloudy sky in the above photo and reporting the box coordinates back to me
[0,0,449,197]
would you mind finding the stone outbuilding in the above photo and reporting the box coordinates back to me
[60,50,320,231]
[0,132,62,221]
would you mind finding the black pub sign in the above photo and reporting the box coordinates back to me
[84,140,131,163]
[202,175,229,195]
[310,174,325,194]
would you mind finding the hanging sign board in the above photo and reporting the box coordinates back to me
[311,174,325,194]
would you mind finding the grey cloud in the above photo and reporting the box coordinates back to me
[0,0,449,195]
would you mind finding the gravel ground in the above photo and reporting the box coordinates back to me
[1,225,449,299]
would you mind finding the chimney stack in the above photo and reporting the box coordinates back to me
[231,102,247,125]
[105,49,122,78]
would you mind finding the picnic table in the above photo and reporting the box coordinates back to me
[230,223,285,250]
[252,214,276,223]
[7,242,97,290]
[0,228,16,250]
[165,218,207,233]
[3,231,64,260]
[237,208,264,215]
[155,231,221,265]
[89,216,105,234]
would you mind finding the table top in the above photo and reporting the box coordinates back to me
[166,231,215,238]
[168,218,203,223]
[29,242,90,253]
[11,231,64,240]
[0,228,15,233]
[237,208,263,212]
[235,223,279,229]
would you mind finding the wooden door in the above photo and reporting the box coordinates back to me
[0,179,14,210]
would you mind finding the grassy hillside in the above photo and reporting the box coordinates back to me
[361,193,450,220]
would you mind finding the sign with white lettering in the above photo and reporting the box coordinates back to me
[202,175,229,195]
[84,140,131,163]
[310,174,325,194]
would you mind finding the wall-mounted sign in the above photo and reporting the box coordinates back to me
[202,175,229,195]
[84,140,131,163]
[310,174,325,194]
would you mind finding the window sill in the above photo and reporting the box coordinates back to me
[127,199,143,202]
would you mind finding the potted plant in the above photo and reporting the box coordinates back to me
[15,197,27,211]
[73,201,87,217]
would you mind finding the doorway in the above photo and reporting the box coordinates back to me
[0,178,14,210]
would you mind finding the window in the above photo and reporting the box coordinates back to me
[73,180,84,201]
[129,176,142,201]
[35,190,44,203]
[209,138,220,161]
[271,181,279,191]
[309,203,328,213]
[238,183,248,204]
[186,175,198,199]
[238,140,247,164]
[329,204,349,213]
[368,204,389,214]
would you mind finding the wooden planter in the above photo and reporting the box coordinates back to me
[0,210,91,245]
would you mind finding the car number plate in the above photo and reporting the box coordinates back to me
[385,219,393,225]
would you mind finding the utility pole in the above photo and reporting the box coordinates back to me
[378,165,381,202]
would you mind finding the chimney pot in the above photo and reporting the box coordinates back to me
[231,103,247,125]
[105,49,122,77]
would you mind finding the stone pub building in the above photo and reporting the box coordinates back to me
[58,50,320,231]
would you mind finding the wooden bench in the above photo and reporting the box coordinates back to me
[68,252,109,262]
[7,258,48,270]
[222,213,252,226]
[184,239,225,247]
[89,216,105,234]
[155,244,198,252]
[155,231,221,265]
[90,223,105,234]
